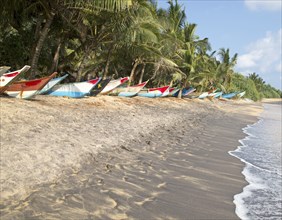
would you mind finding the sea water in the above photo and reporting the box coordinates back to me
[230,102,282,220]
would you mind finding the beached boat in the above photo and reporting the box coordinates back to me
[138,85,170,98]
[90,78,111,96]
[5,72,57,99]
[38,74,68,95]
[198,92,209,99]
[0,66,11,76]
[118,81,148,97]
[173,87,196,97]
[213,91,223,98]
[46,78,101,98]
[237,91,246,98]
[99,77,129,95]
[168,88,180,96]
[222,92,238,99]
[0,65,31,94]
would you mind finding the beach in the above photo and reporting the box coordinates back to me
[0,95,263,219]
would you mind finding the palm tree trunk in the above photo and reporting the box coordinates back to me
[29,14,43,66]
[177,88,183,98]
[103,44,114,79]
[128,59,139,86]
[77,48,90,82]
[30,12,55,78]
[138,63,145,84]
[50,39,62,73]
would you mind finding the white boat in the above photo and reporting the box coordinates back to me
[100,77,129,95]
[46,78,101,98]
[0,66,11,76]
[0,65,30,93]
[39,74,68,94]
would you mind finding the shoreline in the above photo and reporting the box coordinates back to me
[0,96,263,219]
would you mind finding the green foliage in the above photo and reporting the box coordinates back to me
[0,26,31,70]
[230,73,260,101]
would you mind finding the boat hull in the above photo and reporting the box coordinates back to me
[100,77,129,95]
[0,65,30,93]
[39,74,68,95]
[90,78,111,96]
[173,88,196,97]
[46,78,101,98]
[5,72,57,99]
[118,81,148,97]
[138,86,169,98]
[222,92,238,99]
[198,92,209,99]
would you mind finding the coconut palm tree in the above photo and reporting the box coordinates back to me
[217,48,238,91]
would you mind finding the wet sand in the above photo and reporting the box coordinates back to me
[0,95,263,219]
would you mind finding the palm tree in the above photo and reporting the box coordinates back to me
[217,48,238,91]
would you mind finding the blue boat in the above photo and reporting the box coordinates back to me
[213,91,223,98]
[173,87,196,97]
[222,92,238,99]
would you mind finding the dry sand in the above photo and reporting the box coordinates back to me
[0,95,263,219]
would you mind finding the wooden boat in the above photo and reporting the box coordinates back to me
[5,72,57,99]
[237,91,246,98]
[169,88,180,96]
[173,87,196,97]
[222,92,238,99]
[38,74,68,95]
[213,91,223,98]
[46,78,101,98]
[99,77,129,95]
[0,65,31,94]
[198,92,209,99]
[118,81,148,97]
[90,78,111,96]
[138,86,170,98]
[0,66,11,76]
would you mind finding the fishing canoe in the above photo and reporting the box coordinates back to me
[46,78,101,98]
[138,85,170,98]
[38,74,68,95]
[118,81,148,97]
[0,66,11,76]
[0,65,31,94]
[213,91,223,98]
[169,88,180,96]
[222,92,238,99]
[237,91,246,98]
[198,92,209,99]
[173,87,196,97]
[5,72,57,99]
[99,77,129,95]
[90,78,111,96]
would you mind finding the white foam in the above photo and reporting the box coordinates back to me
[233,164,267,220]
[230,103,282,219]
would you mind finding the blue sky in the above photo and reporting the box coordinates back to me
[157,0,282,90]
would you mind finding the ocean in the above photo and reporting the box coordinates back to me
[230,101,282,220]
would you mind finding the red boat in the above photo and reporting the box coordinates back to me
[5,72,57,99]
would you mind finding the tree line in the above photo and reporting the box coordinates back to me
[0,0,281,100]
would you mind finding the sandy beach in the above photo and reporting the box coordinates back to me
[0,95,263,219]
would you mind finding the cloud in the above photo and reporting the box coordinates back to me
[237,29,281,72]
[244,0,282,11]
[236,29,282,88]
